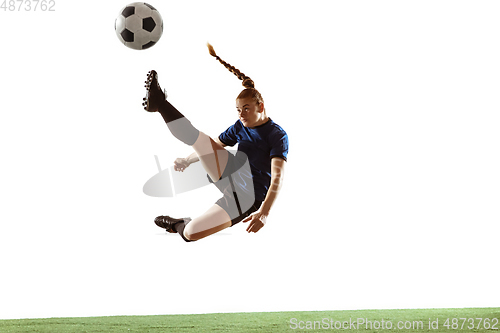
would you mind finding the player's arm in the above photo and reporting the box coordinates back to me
[185,151,200,165]
[174,153,197,172]
[259,157,286,216]
[243,157,286,233]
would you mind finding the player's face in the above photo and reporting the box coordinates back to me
[236,97,264,128]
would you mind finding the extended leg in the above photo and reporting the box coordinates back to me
[143,70,229,181]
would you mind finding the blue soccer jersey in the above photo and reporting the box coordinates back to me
[219,118,289,202]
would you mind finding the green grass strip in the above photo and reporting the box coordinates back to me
[0,307,498,332]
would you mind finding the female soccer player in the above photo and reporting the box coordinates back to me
[143,43,289,242]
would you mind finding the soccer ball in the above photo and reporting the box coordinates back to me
[115,2,163,50]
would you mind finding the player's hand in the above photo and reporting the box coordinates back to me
[174,158,190,172]
[242,211,267,233]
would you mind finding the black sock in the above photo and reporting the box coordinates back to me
[174,220,193,242]
[158,100,185,123]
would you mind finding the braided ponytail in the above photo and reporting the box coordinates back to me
[207,43,255,89]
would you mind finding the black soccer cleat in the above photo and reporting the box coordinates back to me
[154,215,191,233]
[142,70,167,112]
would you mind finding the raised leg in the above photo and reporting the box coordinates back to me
[191,132,229,182]
[143,70,230,182]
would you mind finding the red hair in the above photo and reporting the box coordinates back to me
[207,43,264,106]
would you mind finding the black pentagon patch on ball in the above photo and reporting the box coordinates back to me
[144,3,157,11]
[142,41,156,50]
[121,29,134,42]
[142,17,156,32]
[122,6,135,18]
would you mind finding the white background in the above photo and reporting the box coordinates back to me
[0,0,499,320]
